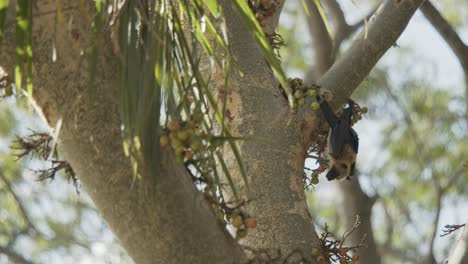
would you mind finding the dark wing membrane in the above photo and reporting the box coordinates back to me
[349,128,359,153]
[342,103,354,126]
[330,123,347,158]
[318,97,339,127]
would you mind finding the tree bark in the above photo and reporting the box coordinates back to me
[419,0,468,120]
[218,2,322,262]
[304,0,334,79]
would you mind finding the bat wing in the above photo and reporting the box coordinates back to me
[330,123,347,158]
[330,124,359,157]
[349,127,359,153]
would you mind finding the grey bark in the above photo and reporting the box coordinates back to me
[304,0,334,79]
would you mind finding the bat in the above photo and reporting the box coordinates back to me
[316,93,359,181]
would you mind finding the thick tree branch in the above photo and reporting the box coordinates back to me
[321,0,348,40]
[0,173,39,234]
[304,0,334,79]
[321,0,378,48]
[420,1,468,69]
[317,0,426,109]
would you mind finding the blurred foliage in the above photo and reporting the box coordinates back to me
[0,103,131,263]
[372,82,467,262]
[439,0,468,28]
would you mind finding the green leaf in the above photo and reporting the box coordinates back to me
[203,0,219,16]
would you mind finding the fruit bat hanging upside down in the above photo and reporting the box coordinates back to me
[316,92,359,181]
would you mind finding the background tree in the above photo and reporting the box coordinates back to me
[0,0,466,264]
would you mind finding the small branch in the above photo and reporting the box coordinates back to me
[304,0,334,78]
[318,219,367,263]
[12,131,55,160]
[441,224,466,237]
[34,160,79,193]
[420,1,468,69]
[0,173,39,234]
[382,200,394,248]
[441,159,467,193]
[427,188,443,262]
[13,131,79,193]
[0,246,35,264]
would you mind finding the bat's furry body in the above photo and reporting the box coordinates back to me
[317,94,359,180]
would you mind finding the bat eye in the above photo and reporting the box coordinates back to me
[340,163,348,169]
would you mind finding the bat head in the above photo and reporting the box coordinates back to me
[326,144,356,181]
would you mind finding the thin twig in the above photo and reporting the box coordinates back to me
[441,224,466,237]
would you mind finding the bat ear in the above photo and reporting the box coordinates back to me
[326,167,340,181]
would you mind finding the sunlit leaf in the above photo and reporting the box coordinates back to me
[203,0,219,16]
